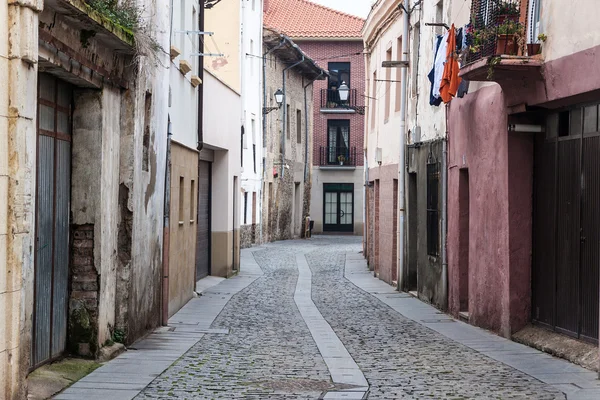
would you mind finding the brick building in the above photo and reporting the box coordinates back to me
[264,0,366,236]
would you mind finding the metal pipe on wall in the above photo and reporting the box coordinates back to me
[162,119,173,326]
[397,0,410,291]
[442,106,449,309]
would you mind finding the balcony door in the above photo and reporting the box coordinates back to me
[323,183,354,233]
[328,62,350,90]
[328,120,350,164]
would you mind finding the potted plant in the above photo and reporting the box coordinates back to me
[337,154,346,165]
[527,33,546,56]
[495,19,524,56]
[497,1,520,25]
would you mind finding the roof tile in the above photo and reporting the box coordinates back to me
[264,0,365,39]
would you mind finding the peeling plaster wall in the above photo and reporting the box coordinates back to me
[262,51,312,242]
[1,1,42,399]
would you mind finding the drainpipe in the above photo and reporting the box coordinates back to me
[162,119,173,326]
[397,0,410,291]
[304,71,324,182]
[261,38,285,242]
[363,50,371,254]
[281,56,305,178]
[197,0,205,151]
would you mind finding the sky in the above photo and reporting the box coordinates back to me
[310,0,375,19]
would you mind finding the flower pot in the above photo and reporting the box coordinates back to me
[527,43,541,56]
[339,161,344,165]
[496,34,518,55]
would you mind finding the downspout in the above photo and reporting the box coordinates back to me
[261,38,285,242]
[197,0,205,151]
[363,50,371,254]
[281,56,305,178]
[162,119,173,326]
[397,0,410,291]
[304,70,324,182]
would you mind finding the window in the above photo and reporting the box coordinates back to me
[241,125,244,166]
[192,7,198,73]
[327,120,350,164]
[435,1,444,35]
[371,71,377,129]
[384,48,392,122]
[528,0,542,43]
[180,0,186,50]
[190,180,195,222]
[286,104,290,139]
[411,24,420,99]
[296,109,302,144]
[252,192,257,224]
[427,161,440,256]
[328,62,351,90]
[244,192,248,225]
[251,119,256,173]
[179,177,185,224]
[142,92,152,172]
[397,36,404,110]
[250,39,254,76]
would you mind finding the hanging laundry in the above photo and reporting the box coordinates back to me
[440,24,462,104]
[432,31,449,101]
[428,35,443,106]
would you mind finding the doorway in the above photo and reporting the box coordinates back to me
[323,183,354,233]
[195,161,211,280]
[32,74,73,367]
[458,169,470,314]
[533,106,600,343]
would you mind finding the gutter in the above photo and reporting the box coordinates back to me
[162,119,173,325]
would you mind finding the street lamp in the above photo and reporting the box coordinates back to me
[263,88,284,114]
[338,81,350,103]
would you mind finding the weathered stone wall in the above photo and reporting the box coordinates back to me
[262,47,314,243]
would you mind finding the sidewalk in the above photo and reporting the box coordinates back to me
[53,249,264,400]
[344,252,600,400]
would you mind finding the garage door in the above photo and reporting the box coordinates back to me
[195,161,211,280]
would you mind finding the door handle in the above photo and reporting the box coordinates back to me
[581,236,586,243]
[340,210,345,217]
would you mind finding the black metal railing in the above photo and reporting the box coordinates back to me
[319,146,357,167]
[466,0,523,65]
[320,89,358,111]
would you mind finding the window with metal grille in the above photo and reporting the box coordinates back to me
[427,162,440,256]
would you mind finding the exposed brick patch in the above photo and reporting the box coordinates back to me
[69,224,99,357]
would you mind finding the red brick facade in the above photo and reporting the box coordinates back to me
[294,40,365,167]
[366,164,399,285]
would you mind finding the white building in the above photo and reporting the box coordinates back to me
[240,0,264,248]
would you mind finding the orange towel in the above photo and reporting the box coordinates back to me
[440,24,462,104]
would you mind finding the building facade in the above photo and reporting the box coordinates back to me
[264,0,366,237]
[363,0,447,299]
[447,0,600,344]
[261,28,325,242]
[0,0,170,397]
[240,0,264,249]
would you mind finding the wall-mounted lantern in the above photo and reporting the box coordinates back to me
[263,88,284,114]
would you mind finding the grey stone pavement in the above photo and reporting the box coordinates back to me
[55,236,600,399]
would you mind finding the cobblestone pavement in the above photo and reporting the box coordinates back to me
[138,237,567,399]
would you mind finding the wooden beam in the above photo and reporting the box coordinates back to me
[382,60,409,68]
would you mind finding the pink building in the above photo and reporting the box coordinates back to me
[265,0,366,236]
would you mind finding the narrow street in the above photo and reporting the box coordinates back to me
[57,237,600,400]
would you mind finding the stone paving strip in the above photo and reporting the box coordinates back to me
[53,250,264,400]
[343,249,600,400]
[294,252,369,396]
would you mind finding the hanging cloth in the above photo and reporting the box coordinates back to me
[428,35,443,107]
[432,31,449,100]
[440,24,462,104]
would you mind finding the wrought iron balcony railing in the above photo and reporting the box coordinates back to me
[466,0,523,65]
[319,146,357,167]
[320,88,359,113]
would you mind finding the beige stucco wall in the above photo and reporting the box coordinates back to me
[204,0,241,93]
[168,142,198,316]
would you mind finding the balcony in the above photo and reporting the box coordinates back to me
[461,0,543,83]
[320,89,362,114]
[319,147,357,170]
